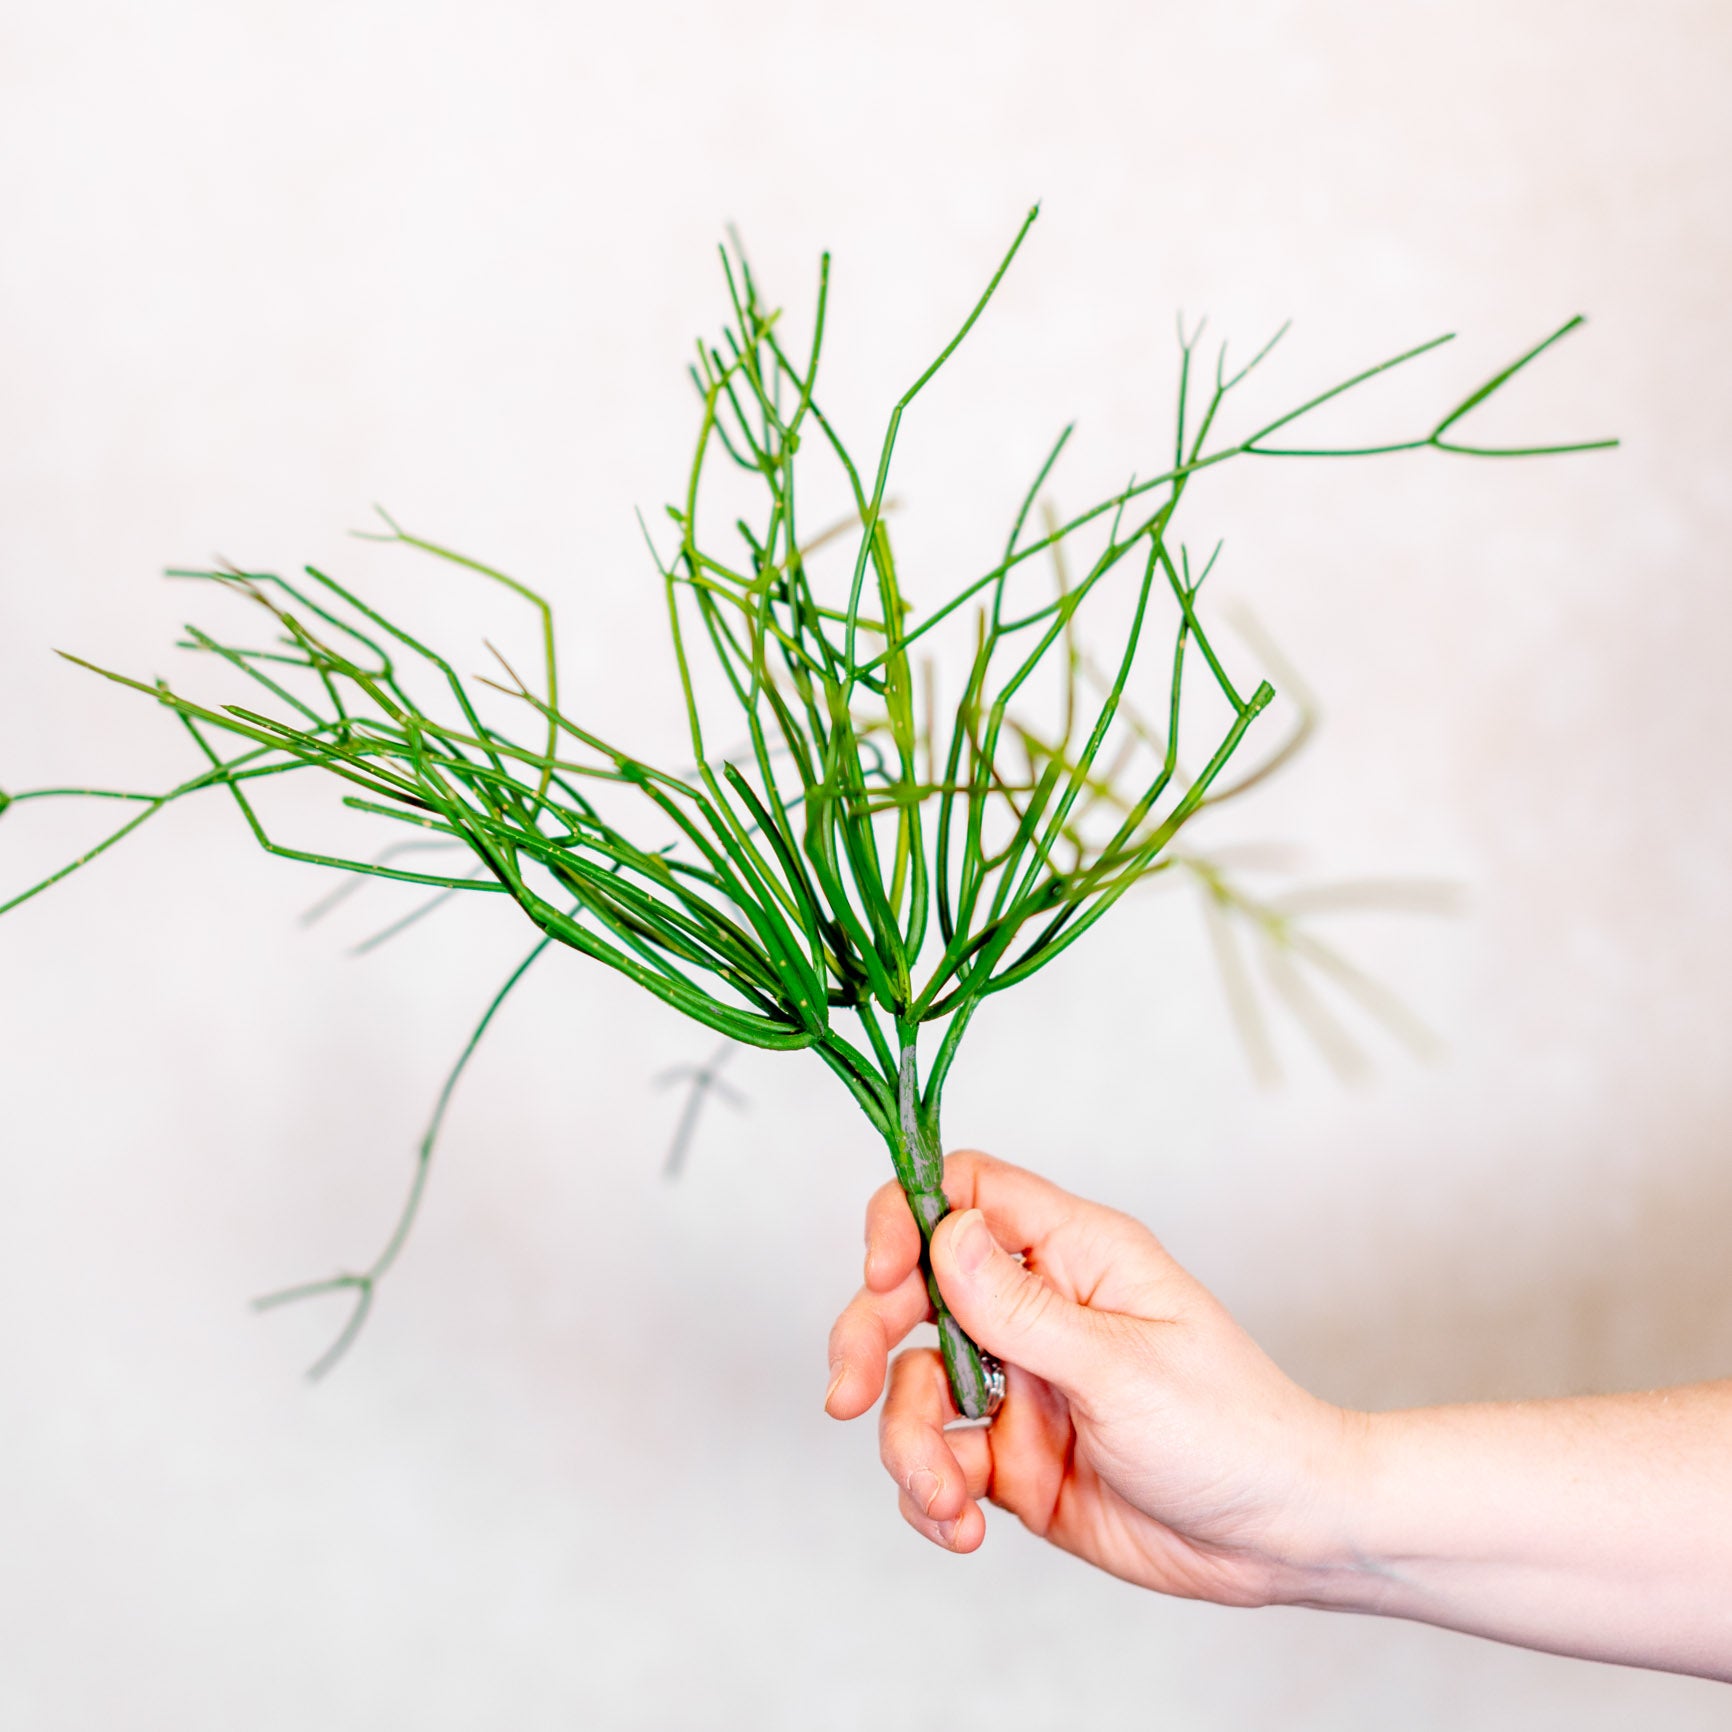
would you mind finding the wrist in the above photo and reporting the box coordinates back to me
[1255,1402,1391,1612]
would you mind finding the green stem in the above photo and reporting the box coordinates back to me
[887,1023,997,1420]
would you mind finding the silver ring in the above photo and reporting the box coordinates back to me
[979,1352,1006,1419]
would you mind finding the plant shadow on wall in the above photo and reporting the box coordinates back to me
[0,207,1613,1415]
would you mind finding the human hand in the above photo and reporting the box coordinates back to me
[825,1150,1362,1606]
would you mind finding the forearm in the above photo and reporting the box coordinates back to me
[1285,1382,1732,1679]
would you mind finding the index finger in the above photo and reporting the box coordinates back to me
[826,1263,933,1420]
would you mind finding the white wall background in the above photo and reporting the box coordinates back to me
[3,2,1731,1725]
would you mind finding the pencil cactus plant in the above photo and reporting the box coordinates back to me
[0,207,1611,1416]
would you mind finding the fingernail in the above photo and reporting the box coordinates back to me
[908,1469,942,1515]
[953,1210,992,1275]
[824,1362,847,1410]
[936,1517,958,1547]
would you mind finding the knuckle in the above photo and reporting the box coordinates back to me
[998,1268,1055,1337]
[883,1344,928,1396]
[878,1349,937,1441]
[876,1350,912,1429]
[941,1148,991,1192]
[1099,1201,1168,1261]
[869,1176,904,1211]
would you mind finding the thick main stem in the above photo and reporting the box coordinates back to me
[889,1025,997,1420]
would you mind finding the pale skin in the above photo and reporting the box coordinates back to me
[826,1150,1732,1682]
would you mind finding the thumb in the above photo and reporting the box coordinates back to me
[932,1209,1110,1398]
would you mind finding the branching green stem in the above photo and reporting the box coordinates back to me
[0,212,1613,1398]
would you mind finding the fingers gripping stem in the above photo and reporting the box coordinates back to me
[893,1033,1002,1420]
